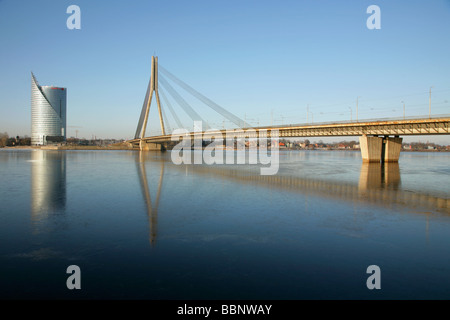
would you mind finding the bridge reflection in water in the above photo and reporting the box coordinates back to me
[136,152,164,246]
[359,162,401,191]
[135,152,449,246]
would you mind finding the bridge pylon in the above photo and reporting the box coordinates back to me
[135,56,166,149]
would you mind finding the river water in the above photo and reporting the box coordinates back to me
[0,149,449,299]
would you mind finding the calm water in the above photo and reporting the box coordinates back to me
[0,149,449,299]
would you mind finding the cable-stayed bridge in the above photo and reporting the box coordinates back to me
[128,56,450,162]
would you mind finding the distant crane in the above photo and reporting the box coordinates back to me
[68,125,83,138]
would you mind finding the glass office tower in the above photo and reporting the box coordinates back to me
[31,73,67,145]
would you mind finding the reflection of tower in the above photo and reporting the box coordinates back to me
[358,162,401,191]
[31,150,66,222]
[136,152,164,246]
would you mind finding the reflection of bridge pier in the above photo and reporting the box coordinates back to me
[358,162,401,191]
[136,152,164,246]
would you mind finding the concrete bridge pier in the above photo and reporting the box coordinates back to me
[140,139,163,151]
[383,136,403,162]
[359,135,403,163]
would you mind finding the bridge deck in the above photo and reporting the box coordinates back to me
[129,117,450,144]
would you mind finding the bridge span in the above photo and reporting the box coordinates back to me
[129,116,450,163]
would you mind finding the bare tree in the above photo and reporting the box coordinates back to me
[0,132,8,147]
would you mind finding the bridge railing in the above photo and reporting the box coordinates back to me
[250,113,450,130]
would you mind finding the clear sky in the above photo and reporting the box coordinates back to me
[1,0,449,143]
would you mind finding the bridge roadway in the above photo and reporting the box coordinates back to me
[129,116,450,162]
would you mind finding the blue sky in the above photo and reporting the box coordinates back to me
[0,0,449,142]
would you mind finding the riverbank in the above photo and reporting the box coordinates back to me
[0,144,136,151]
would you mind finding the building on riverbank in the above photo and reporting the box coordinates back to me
[31,73,67,145]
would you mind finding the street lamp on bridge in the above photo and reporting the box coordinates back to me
[349,107,352,121]
[356,96,361,122]
[307,104,309,123]
[401,101,405,120]
[429,86,434,119]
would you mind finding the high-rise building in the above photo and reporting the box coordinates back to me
[31,73,67,145]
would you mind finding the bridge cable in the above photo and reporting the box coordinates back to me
[159,74,210,130]
[159,65,252,128]
[160,87,185,130]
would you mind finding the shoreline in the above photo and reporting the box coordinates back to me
[1,145,448,152]
[0,145,135,151]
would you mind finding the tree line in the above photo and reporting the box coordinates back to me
[0,133,31,147]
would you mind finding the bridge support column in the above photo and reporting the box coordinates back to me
[359,135,403,163]
[140,140,163,151]
[359,135,383,162]
[383,137,403,162]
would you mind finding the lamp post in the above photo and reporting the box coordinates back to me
[356,96,360,122]
[402,101,405,120]
[429,86,433,119]
[349,107,352,121]
[307,104,309,123]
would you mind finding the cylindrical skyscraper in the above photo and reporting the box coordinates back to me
[31,73,67,145]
